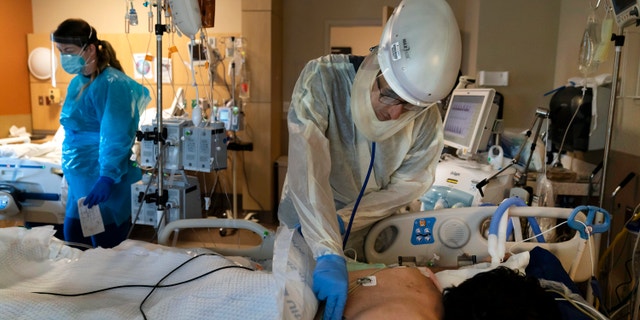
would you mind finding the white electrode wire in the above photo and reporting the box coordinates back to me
[553,295,608,320]
[575,219,597,277]
[508,220,568,255]
[507,219,596,278]
[552,97,583,166]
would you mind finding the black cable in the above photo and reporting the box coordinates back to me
[32,253,254,320]
[614,258,633,303]
[138,254,252,319]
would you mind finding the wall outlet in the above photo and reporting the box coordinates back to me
[48,88,61,104]
[207,36,217,48]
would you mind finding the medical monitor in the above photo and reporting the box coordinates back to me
[442,88,498,156]
[610,0,640,26]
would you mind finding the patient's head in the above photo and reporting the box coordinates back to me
[442,266,561,320]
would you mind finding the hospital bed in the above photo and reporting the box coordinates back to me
[0,128,65,226]
[0,201,608,319]
[0,223,316,320]
[364,204,606,284]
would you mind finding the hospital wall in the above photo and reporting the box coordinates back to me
[0,1,34,136]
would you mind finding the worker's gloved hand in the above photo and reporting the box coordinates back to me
[84,176,115,208]
[313,254,348,320]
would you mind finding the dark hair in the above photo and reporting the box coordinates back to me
[442,266,562,320]
[53,18,124,74]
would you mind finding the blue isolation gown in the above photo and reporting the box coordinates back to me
[60,67,150,226]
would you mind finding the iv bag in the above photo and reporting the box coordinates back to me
[594,8,614,63]
[578,12,600,77]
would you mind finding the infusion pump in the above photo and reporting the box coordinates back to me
[137,117,227,172]
[131,174,202,231]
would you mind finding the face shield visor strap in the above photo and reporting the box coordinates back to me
[51,26,93,48]
[350,48,428,142]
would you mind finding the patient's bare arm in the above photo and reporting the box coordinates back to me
[343,267,443,320]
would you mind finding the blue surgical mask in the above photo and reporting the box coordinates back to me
[60,52,86,74]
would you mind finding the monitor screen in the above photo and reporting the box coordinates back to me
[442,88,497,156]
[610,0,640,26]
[217,107,232,130]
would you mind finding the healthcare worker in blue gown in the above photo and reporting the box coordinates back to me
[52,19,150,249]
[277,0,462,319]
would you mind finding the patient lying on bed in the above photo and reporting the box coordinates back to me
[342,247,600,320]
[344,266,443,319]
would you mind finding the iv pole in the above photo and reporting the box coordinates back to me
[598,26,625,209]
[153,1,169,231]
[597,10,640,317]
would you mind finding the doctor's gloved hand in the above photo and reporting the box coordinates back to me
[84,176,115,208]
[313,254,348,320]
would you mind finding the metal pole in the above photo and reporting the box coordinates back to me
[598,27,623,209]
[156,1,166,223]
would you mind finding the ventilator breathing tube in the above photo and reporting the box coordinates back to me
[343,142,376,249]
[487,197,545,265]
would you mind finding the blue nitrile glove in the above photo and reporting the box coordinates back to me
[313,254,348,320]
[83,176,115,208]
[336,215,345,236]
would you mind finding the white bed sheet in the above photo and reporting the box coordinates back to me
[0,225,317,320]
[0,127,63,164]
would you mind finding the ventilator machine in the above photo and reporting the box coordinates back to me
[421,86,512,210]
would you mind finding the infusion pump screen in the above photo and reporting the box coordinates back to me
[443,96,483,146]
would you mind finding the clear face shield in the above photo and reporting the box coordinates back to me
[351,0,461,142]
[350,46,427,142]
[51,27,93,75]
